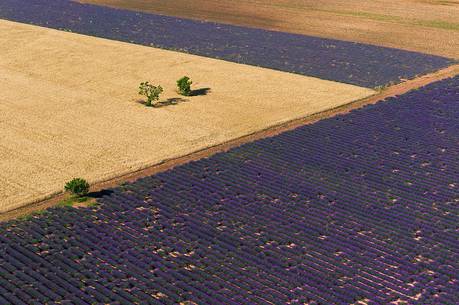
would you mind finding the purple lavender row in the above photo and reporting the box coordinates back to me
[0,0,454,88]
[1,77,458,304]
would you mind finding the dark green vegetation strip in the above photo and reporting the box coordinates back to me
[0,0,454,88]
[1,76,458,304]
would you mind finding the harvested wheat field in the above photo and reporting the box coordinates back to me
[0,20,374,213]
[79,0,459,59]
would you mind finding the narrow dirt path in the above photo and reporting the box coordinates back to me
[1,64,458,222]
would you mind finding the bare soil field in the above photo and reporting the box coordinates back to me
[78,0,459,59]
[0,20,374,213]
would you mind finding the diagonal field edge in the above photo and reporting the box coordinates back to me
[0,76,457,304]
[0,19,375,213]
[1,63,458,221]
[0,0,455,88]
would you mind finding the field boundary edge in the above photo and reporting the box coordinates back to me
[1,63,458,222]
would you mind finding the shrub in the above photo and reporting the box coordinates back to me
[139,82,163,106]
[177,76,192,96]
[64,178,90,197]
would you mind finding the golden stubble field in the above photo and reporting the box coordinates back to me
[0,20,374,212]
[78,0,459,59]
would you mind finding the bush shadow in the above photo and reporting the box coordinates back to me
[136,87,210,108]
[189,87,211,96]
[155,97,188,107]
[87,189,114,199]
[136,97,188,108]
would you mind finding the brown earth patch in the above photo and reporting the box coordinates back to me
[77,0,459,59]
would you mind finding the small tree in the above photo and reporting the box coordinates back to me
[65,178,90,197]
[139,81,163,106]
[177,76,192,96]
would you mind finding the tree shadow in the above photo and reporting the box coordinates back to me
[136,97,188,107]
[87,189,114,199]
[189,87,211,96]
[136,99,150,106]
[136,88,210,108]
[155,97,188,107]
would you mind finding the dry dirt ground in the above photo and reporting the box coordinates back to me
[0,20,374,213]
[78,0,459,59]
[2,63,458,222]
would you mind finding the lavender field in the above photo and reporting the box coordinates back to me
[0,0,453,87]
[1,76,458,304]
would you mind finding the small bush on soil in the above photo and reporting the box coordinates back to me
[64,178,90,197]
[177,76,192,96]
[139,82,163,106]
